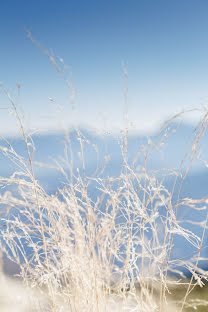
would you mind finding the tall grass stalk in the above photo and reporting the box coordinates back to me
[1,39,208,311]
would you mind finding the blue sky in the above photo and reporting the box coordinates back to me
[1,0,208,135]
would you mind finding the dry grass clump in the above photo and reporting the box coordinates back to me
[1,39,208,311]
[0,109,208,312]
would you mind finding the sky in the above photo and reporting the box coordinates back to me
[1,0,208,135]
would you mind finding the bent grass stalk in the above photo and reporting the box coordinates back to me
[0,40,208,311]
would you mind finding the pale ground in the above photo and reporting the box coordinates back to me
[0,272,177,312]
[0,253,178,312]
[0,273,50,312]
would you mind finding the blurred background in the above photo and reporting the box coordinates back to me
[1,0,208,275]
[1,0,208,135]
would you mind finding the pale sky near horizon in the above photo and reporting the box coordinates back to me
[1,0,208,135]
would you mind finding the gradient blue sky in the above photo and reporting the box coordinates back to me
[1,0,208,135]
